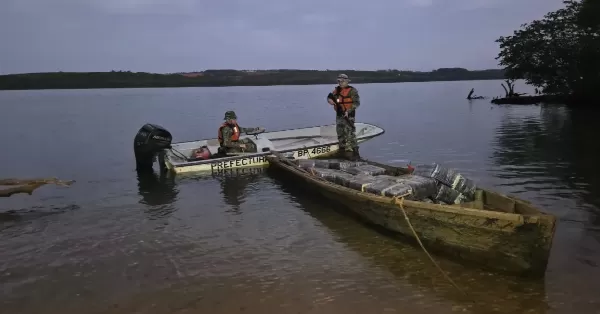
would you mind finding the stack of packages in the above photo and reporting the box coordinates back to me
[296,159,477,205]
[411,163,477,204]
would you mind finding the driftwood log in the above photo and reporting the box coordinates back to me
[466,88,488,100]
[0,178,75,198]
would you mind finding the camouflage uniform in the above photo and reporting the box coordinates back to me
[328,74,360,159]
[219,111,260,154]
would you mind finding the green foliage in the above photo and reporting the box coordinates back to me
[0,68,505,91]
[495,0,600,99]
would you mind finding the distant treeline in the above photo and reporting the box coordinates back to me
[0,68,505,90]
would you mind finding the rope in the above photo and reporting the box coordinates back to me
[170,148,189,161]
[392,196,468,296]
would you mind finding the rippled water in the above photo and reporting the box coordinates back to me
[0,80,599,314]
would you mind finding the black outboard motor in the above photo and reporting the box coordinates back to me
[134,123,173,172]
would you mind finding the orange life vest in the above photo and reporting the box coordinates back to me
[218,122,240,145]
[332,86,354,111]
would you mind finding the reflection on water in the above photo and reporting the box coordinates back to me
[137,170,179,206]
[490,105,600,313]
[491,105,600,229]
[213,167,267,210]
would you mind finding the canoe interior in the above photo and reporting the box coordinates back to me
[164,122,384,166]
[268,155,557,278]
[357,158,549,216]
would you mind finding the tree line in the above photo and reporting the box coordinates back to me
[0,68,505,90]
[495,0,599,104]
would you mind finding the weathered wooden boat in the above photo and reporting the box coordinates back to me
[266,155,557,278]
[269,175,549,311]
[132,122,385,174]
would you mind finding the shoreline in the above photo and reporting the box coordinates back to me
[0,68,505,91]
[491,94,596,107]
[0,77,506,91]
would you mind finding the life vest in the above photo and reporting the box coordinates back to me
[218,122,240,145]
[332,86,354,112]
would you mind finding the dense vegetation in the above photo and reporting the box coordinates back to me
[495,0,599,103]
[0,68,505,90]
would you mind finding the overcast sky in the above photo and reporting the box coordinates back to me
[1,0,567,74]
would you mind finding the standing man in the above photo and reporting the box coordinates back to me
[326,74,360,160]
[217,110,261,154]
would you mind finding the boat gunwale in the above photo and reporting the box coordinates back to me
[268,156,556,224]
[166,121,385,146]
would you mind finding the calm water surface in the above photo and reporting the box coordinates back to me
[0,80,599,314]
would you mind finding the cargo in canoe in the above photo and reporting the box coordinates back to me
[266,155,557,278]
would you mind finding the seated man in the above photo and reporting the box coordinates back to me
[217,110,262,154]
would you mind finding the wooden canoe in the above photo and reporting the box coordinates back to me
[266,155,557,278]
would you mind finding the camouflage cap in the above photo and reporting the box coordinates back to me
[224,110,237,120]
[337,73,350,82]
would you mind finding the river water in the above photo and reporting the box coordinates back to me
[0,80,598,314]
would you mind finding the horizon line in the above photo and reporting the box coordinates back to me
[1,67,504,76]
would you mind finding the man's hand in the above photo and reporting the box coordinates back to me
[327,99,336,106]
[239,144,246,149]
[343,111,349,118]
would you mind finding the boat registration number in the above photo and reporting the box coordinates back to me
[297,145,332,157]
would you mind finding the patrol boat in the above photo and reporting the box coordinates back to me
[132,122,385,174]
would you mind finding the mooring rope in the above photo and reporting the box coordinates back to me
[392,196,468,296]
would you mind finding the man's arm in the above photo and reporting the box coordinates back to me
[327,92,336,105]
[349,87,360,111]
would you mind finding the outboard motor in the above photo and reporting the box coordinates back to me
[134,123,173,172]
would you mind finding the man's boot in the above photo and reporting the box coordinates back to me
[353,147,361,160]
[337,146,346,158]
[343,150,355,160]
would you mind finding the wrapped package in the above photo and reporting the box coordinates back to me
[412,163,477,200]
[412,163,456,187]
[329,170,357,186]
[344,164,387,176]
[434,185,467,204]
[328,160,369,170]
[450,174,477,200]
[375,174,403,182]
[374,174,438,200]
[297,159,333,170]
[395,175,439,200]
[309,168,359,186]
[380,183,413,197]
[364,178,400,196]
[344,174,378,191]
[309,168,339,183]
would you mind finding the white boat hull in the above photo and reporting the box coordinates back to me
[162,122,384,174]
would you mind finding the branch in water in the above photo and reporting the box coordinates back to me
[0,178,75,197]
